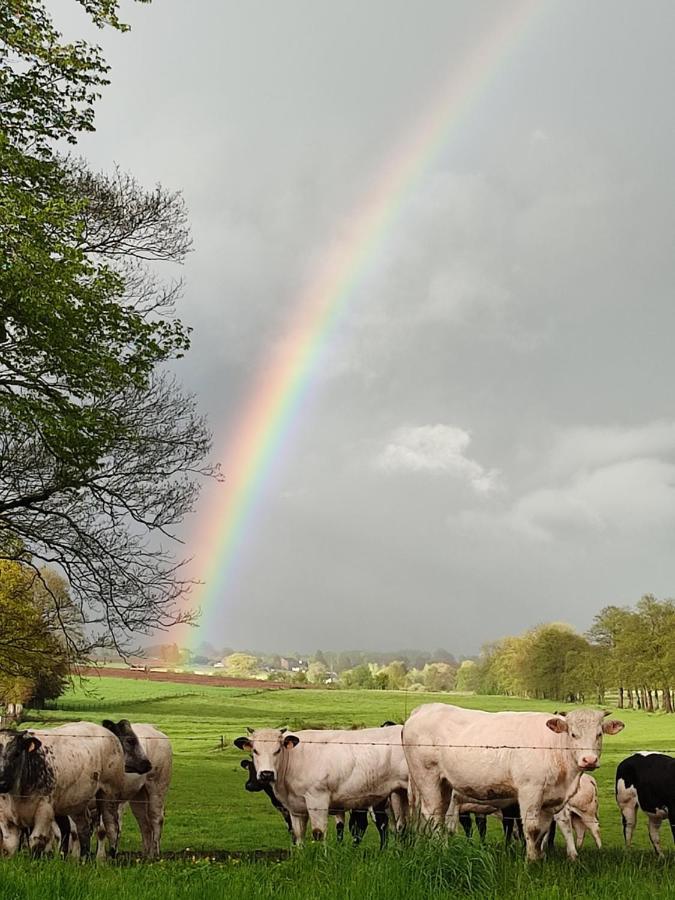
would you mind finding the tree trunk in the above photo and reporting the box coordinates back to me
[618,686,624,709]
[663,687,673,714]
[627,688,633,708]
[636,689,642,709]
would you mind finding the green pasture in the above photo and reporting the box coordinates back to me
[1,676,673,898]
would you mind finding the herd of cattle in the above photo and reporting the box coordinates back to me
[0,704,673,861]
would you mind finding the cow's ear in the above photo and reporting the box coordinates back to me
[283,735,300,749]
[240,759,251,770]
[246,727,255,734]
[21,734,41,753]
[234,737,253,752]
[381,720,396,727]
[546,717,568,734]
[602,719,625,735]
[102,720,119,736]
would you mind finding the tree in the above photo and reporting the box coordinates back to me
[422,662,456,692]
[222,653,259,678]
[340,665,375,689]
[455,659,481,692]
[0,559,73,705]
[0,3,217,653]
[306,661,328,684]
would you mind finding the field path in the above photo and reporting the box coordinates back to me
[72,666,299,690]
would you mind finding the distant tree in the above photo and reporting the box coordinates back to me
[313,650,327,666]
[376,661,407,691]
[222,653,259,678]
[422,662,457,692]
[341,665,375,689]
[455,659,481,692]
[306,661,328,684]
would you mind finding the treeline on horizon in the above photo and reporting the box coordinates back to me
[121,594,675,713]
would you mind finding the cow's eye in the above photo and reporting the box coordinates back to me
[273,748,280,755]
[253,749,259,755]
[571,732,579,739]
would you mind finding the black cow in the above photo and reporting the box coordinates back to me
[240,758,293,836]
[616,752,675,857]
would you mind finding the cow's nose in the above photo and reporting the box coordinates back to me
[580,755,598,769]
[258,770,275,782]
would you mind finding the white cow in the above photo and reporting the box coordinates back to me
[95,721,172,859]
[234,726,409,845]
[403,704,623,861]
[0,722,147,855]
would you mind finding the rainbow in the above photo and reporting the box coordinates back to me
[187,0,545,646]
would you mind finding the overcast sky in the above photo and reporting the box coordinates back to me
[54,0,675,654]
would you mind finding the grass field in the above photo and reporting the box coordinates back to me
[1,676,674,898]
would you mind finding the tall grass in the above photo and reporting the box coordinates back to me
[1,843,674,900]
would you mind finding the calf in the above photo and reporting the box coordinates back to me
[616,752,675,857]
[403,704,623,861]
[234,725,409,844]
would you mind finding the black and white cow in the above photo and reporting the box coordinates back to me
[616,752,675,857]
[0,722,150,856]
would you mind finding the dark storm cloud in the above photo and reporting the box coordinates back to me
[50,0,675,652]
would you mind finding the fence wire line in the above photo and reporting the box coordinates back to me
[0,731,669,754]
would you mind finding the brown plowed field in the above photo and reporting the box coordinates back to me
[73,666,297,690]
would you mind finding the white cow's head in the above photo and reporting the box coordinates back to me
[234,728,299,784]
[546,709,624,770]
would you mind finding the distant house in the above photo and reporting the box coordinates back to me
[281,657,307,672]
[213,661,224,669]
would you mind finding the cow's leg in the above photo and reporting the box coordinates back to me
[289,812,308,846]
[475,815,487,842]
[647,813,665,858]
[553,807,577,860]
[373,806,389,849]
[129,787,154,856]
[348,810,367,845]
[518,791,546,862]
[98,799,121,860]
[390,790,408,836]
[616,779,638,846]
[411,770,448,832]
[28,803,56,857]
[72,809,92,858]
[580,816,601,850]
[130,790,164,858]
[306,795,329,842]
[669,812,675,847]
[335,812,345,843]
[458,813,472,838]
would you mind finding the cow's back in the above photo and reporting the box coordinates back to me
[126,724,173,797]
[281,725,407,809]
[404,704,569,807]
[32,722,125,811]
